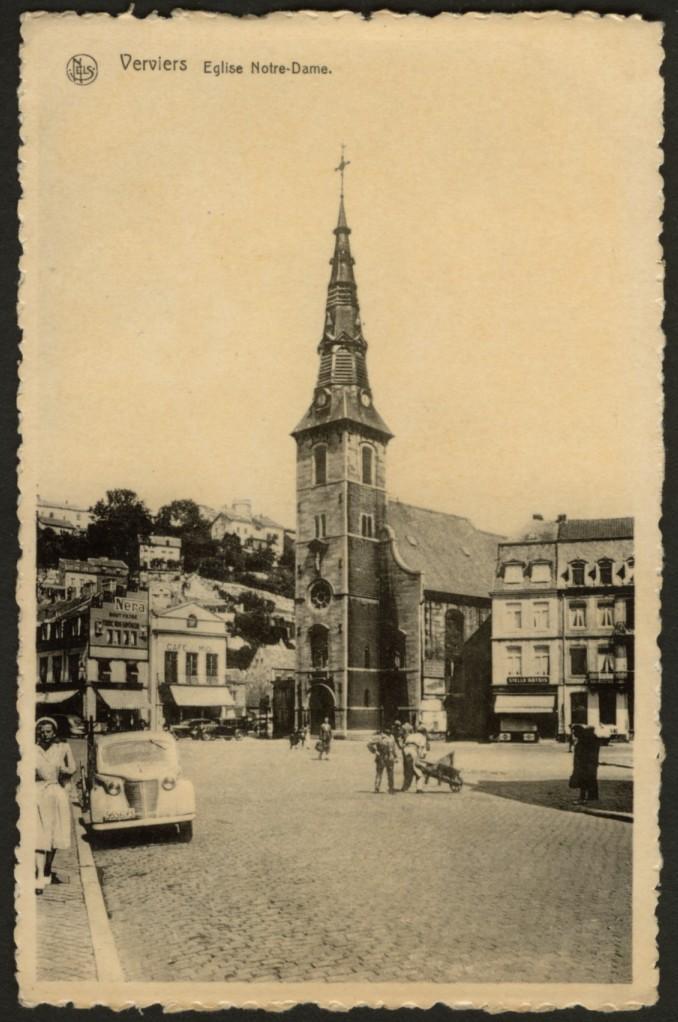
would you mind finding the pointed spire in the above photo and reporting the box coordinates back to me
[291,152,393,441]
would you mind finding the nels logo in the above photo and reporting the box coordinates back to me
[66,54,98,86]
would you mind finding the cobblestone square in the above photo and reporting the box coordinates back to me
[91,738,632,984]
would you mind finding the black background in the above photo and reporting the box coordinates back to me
[0,0,675,1019]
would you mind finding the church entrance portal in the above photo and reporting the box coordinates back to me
[309,683,335,732]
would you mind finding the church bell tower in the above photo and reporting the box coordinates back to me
[292,154,393,735]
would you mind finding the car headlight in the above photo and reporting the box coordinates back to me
[96,775,123,796]
[161,777,176,791]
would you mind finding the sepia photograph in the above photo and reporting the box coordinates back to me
[16,11,662,1010]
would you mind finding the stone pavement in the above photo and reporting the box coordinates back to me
[36,799,97,982]
[93,738,632,985]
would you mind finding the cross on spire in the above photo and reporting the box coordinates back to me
[335,144,350,196]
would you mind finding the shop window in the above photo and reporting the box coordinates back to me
[504,563,523,585]
[361,445,374,486]
[533,645,550,678]
[571,561,586,586]
[598,560,613,586]
[206,653,218,678]
[597,602,614,628]
[569,602,587,629]
[506,603,522,629]
[165,650,178,685]
[314,445,327,486]
[314,513,327,539]
[599,688,617,726]
[360,513,374,538]
[186,652,199,682]
[570,691,588,725]
[506,646,522,676]
[533,602,550,629]
[531,562,551,584]
[126,661,139,684]
[97,659,111,683]
[570,647,587,676]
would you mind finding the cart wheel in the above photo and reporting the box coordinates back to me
[448,777,463,793]
[177,821,193,842]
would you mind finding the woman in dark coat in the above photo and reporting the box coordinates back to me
[570,724,601,803]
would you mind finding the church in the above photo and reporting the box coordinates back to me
[290,178,503,738]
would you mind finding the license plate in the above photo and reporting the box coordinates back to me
[102,809,137,822]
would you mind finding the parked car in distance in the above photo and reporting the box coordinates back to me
[207,718,245,740]
[170,718,216,740]
[85,731,195,841]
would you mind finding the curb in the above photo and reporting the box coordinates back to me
[72,805,125,982]
[579,807,633,823]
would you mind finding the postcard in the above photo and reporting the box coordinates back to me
[17,10,663,1010]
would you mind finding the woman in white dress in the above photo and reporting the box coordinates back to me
[35,717,76,893]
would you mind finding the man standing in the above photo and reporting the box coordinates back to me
[318,716,332,760]
[367,728,397,793]
[402,724,428,793]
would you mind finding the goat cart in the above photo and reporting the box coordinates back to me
[419,751,463,792]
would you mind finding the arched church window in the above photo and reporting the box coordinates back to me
[314,445,327,486]
[309,624,329,668]
[364,645,371,668]
[361,445,374,486]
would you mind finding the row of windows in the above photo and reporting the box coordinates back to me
[504,644,629,677]
[504,558,633,587]
[39,616,86,641]
[313,444,375,486]
[313,512,375,539]
[39,656,140,684]
[93,622,148,646]
[503,599,633,630]
[164,650,219,683]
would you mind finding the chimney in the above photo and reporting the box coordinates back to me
[557,514,567,523]
[532,514,544,521]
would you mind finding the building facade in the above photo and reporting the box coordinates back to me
[292,191,501,736]
[59,557,129,599]
[151,601,233,728]
[491,515,634,741]
[36,587,150,726]
[210,499,287,557]
[37,496,93,534]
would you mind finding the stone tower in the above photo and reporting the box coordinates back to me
[292,186,393,735]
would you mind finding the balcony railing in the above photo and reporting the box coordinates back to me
[586,670,634,685]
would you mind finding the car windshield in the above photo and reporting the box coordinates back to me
[99,738,175,769]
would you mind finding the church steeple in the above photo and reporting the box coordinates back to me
[292,158,392,441]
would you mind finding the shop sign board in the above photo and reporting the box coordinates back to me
[90,593,149,660]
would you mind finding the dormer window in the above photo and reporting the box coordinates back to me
[361,444,374,486]
[314,445,327,486]
[571,561,586,586]
[504,563,523,585]
[531,562,551,584]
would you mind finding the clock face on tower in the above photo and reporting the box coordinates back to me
[360,390,372,408]
[309,579,332,609]
[315,390,329,409]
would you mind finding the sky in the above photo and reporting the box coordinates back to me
[25,14,663,538]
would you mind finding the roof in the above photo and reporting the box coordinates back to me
[507,518,559,543]
[38,516,79,531]
[59,557,128,573]
[386,500,504,600]
[37,497,91,513]
[557,517,634,542]
[253,513,285,530]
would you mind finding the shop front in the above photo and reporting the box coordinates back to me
[492,690,558,742]
[95,686,151,730]
[163,684,235,726]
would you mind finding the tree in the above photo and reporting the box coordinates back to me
[155,499,206,535]
[36,526,90,569]
[88,489,153,570]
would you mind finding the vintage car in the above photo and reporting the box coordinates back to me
[170,717,216,740]
[84,731,195,840]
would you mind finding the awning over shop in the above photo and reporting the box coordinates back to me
[97,689,150,711]
[168,685,235,708]
[494,694,556,714]
[37,689,78,705]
